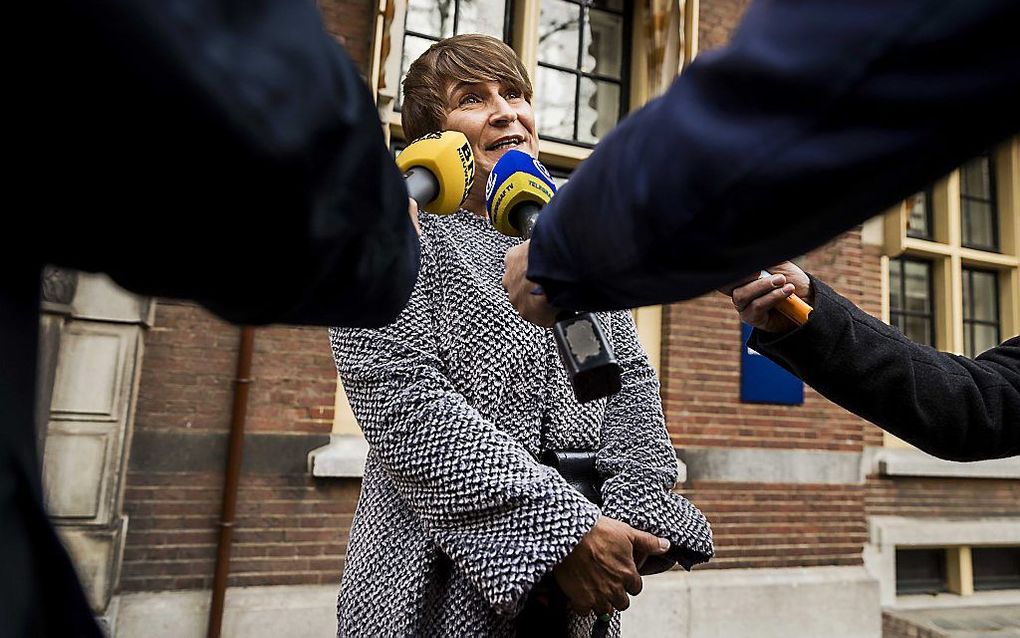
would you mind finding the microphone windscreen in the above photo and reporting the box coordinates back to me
[396,131,475,214]
[485,149,557,236]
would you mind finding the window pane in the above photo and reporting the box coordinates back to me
[960,156,993,200]
[582,10,623,78]
[896,549,948,595]
[962,199,996,249]
[969,270,998,322]
[973,547,1020,592]
[577,78,620,144]
[398,34,437,108]
[592,0,624,12]
[889,260,903,313]
[535,66,577,139]
[889,313,904,335]
[406,0,455,38]
[973,324,1000,357]
[904,260,931,314]
[539,0,581,69]
[458,0,507,38]
[905,191,931,239]
[904,315,932,347]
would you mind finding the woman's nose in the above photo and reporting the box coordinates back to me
[489,96,518,125]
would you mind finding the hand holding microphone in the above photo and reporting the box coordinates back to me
[487,150,622,404]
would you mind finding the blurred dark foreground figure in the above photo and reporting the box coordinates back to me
[6,1,419,634]
[504,0,1020,324]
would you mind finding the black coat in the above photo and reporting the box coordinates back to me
[527,0,1020,311]
[5,1,417,634]
[748,278,1019,462]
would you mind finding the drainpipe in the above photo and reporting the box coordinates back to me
[208,326,255,638]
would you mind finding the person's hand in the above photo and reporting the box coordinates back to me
[408,198,421,235]
[503,241,558,327]
[719,262,813,333]
[551,516,669,617]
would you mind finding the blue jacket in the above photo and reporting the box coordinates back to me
[528,0,1020,311]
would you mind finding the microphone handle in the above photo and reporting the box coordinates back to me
[512,204,542,240]
[404,166,440,207]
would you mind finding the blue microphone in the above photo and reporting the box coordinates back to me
[485,149,557,238]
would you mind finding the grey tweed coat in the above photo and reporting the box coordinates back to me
[329,210,713,637]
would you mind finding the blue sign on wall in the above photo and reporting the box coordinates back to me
[740,324,803,405]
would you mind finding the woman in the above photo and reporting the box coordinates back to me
[329,34,713,637]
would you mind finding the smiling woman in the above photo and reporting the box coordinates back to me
[327,33,713,638]
[401,35,540,215]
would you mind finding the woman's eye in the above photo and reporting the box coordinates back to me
[460,94,481,105]
[506,91,521,100]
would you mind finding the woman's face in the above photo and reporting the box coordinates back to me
[441,80,540,183]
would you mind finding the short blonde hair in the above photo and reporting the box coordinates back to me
[401,34,533,141]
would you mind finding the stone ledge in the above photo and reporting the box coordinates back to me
[864,447,1020,480]
[307,435,369,478]
[308,435,690,483]
[680,447,862,484]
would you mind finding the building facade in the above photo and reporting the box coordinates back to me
[38,0,1019,636]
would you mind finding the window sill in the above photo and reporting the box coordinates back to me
[307,435,368,478]
[890,589,1020,611]
[865,447,1020,480]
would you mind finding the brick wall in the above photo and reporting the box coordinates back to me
[662,231,876,452]
[122,472,357,591]
[121,300,343,592]
[685,483,868,569]
[698,0,752,52]
[318,0,377,76]
[866,477,1020,519]
[883,613,947,638]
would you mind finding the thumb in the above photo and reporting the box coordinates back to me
[630,529,670,556]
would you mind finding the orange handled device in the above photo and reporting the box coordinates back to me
[761,270,813,326]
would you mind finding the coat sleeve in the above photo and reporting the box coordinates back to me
[527,0,1020,311]
[329,235,600,616]
[596,312,714,570]
[748,277,1020,461]
[35,0,418,329]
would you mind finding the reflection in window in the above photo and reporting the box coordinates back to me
[960,154,999,251]
[398,0,511,107]
[962,268,1000,358]
[905,189,933,240]
[889,257,934,347]
[535,0,628,144]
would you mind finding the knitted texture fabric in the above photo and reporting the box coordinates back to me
[329,210,713,637]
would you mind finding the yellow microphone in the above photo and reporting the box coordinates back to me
[396,131,475,214]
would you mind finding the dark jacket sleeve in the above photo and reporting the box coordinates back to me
[29,0,417,328]
[526,0,1020,311]
[747,278,1020,462]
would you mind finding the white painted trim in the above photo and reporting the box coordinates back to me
[307,434,369,478]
